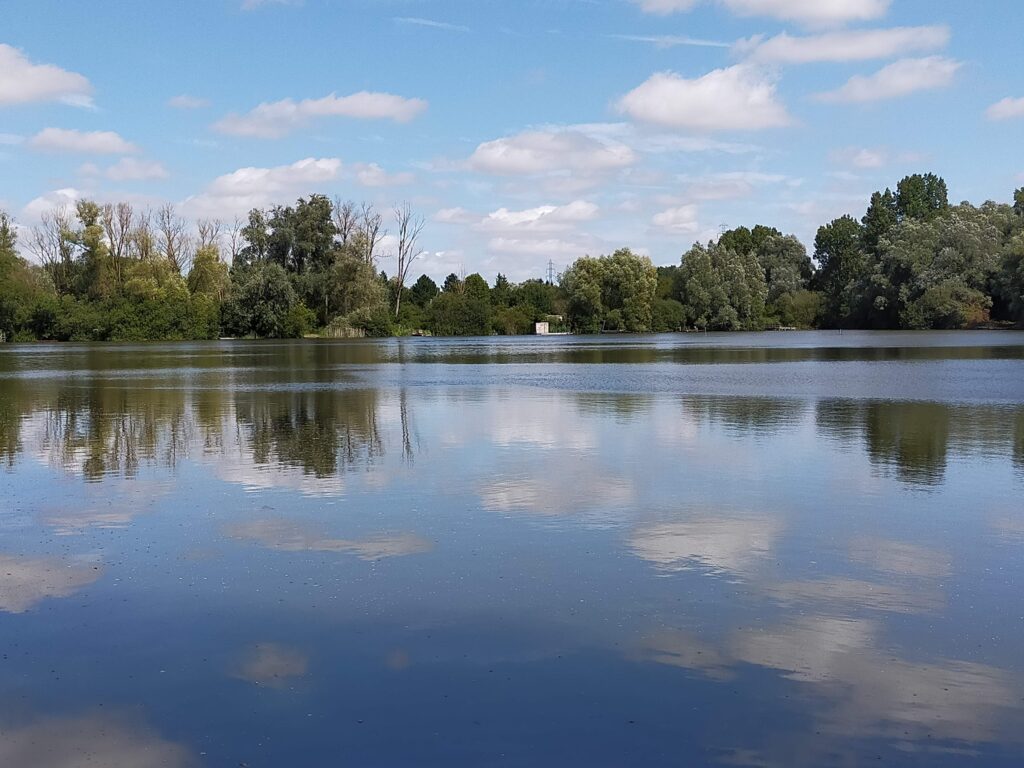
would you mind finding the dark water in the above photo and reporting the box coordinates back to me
[1,331,1023,767]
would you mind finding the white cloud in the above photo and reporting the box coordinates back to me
[609,34,729,49]
[986,96,1024,121]
[738,26,949,64]
[831,146,887,168]
[829,146,926,169]
[21,188,81,222]
[633,0,890,25]
[105,157,169,181]
[651,204,700,233]
[213,91,428,138]
[617,66,791,131]
[0,133,23,145]
[434,207,476,224]
[817,56,961,103]
[180,157,341,219]
[479,201,599,233]
[485,237,595,261]
[720,0,890,25]
[395,17,471,33]
[28,127,138,154]
[353,162,414,187]
[167,94,209,109]
[0,44,93,108]
[469,129,636,175]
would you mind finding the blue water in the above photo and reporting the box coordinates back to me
[1,332,1022,766]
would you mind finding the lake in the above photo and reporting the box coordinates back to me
[1,331,1023,767]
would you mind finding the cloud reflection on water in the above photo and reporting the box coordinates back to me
[0,554,102,613]
[231,643,309,688]
[0,712,196,767]
[225,519,432,560]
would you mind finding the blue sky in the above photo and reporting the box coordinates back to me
[2,0,1022,281]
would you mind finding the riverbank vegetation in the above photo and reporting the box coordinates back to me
[1,174,1022,341]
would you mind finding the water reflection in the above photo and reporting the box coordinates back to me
[0,712,197,767]
[226,519,432,560]
[0,554,102,613]
[0,336,1021,766]
[231,643,309,688]
[817,399,1023,486]
[629,516,782,577]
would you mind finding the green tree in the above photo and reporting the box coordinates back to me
[562,249,656,333]
[442,273,463,294]
[223,262,303,338]
[896,173,949,222]
[862,189,898,256]
[813,215,867,327]
[187,245,230,299]
[409,274,439,307]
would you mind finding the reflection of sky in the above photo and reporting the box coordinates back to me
[0,337,1022,765]
[0,712,196,767]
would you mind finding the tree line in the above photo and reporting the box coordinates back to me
[2,173,1023,341]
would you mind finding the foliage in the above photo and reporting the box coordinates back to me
[562,249,657,333]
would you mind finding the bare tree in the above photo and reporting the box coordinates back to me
[332,198,357,246]
[157,203,193,274]
[393,202,426,317]
[196,218,223,252]
[102,202,134,287]
[131,209,155,261]
[359,202,385,268]
[29,207,76,293]
[227,216,243,266]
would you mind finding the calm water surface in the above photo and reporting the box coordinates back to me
[1,331,1023,767]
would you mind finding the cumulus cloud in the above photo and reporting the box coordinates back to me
[681,170,790,201]
[167,94,209,109]
[986,96,1024,121]
[28,127,138,154]
[469,129,636,175]
[213,91,428,138]
[633,0,890,25]
[180,157,341,219]
[0,44,94,108]
[105,157,169,181]
[479,200,599,233]
[617,66,791,131]
[738,26,949,64]
[353,162,414,187]
[651,204,700,233]
[720,0,889,25]
[434,207,476,224]
[817,56,961,103]
[21,188,81,222]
